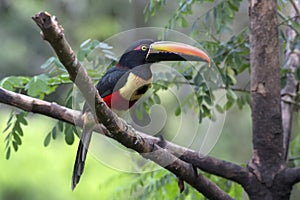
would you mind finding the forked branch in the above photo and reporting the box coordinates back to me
[31,11,235,199]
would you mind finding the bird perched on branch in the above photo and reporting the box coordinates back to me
[71,39,211,190]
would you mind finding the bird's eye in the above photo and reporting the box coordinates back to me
[141,45,148,51]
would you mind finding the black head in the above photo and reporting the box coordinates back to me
[117,39,211,69]
[117,39,154,69]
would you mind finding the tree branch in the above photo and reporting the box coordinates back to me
[0,85,249,188]
[281,0,300,161]
[30,11,235,199]
[0,89,233,200]
[290,0,300,17]
[284,167,300,185]
[140,133,250,186]
[249,0,285,187]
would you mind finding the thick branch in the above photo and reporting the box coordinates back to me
[284,167,300,185]
[249,0,285,187]
[31,11,234,199]
[0,89,233,199]
[141,133,250,186]
[0,87,109,135]
[0,86,248,188]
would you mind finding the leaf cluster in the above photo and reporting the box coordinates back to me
[2,111,28,159]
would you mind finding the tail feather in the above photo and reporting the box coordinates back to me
[71,126,93,190]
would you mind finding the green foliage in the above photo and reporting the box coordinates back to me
[0,39,116,153]
[77,39,117,62]
[109,166,243,200]
[43,121,78,147]
[202,28,250,83]
[143,1,251,122]
[145,0,242,32]
[2,111,28,159]
[144,0,167,22]
[204,0,243,34]
[0,57,69,99]
[25,74,53,99]
[110,168,202,200]
[0,76,29,92]
[289,133,300,190]
[205,173,243,199]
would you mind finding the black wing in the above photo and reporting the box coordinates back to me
[96,66,130,97]
[82,66,129,112]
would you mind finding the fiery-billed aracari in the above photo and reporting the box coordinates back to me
[71,39,211,190]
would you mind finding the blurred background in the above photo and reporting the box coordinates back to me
[0,0,298,199]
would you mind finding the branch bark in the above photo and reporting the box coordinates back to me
[247,1,291,199]
[281,0,300,161]
[0,86,249,187]
[249,0,285,183]
[30,11,236,199]
[0,86,237,199]
[284,167,300,185]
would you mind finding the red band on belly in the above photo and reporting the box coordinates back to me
[103,91,137,110]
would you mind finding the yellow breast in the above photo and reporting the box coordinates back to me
[119,72,153,101]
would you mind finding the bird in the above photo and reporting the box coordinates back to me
[71,39,211,190]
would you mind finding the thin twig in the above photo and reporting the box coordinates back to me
[290,0,300,17]
[288,156,300,162]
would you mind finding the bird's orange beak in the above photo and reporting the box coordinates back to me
[146,41,211,66]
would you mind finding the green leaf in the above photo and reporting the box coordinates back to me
[64,124,75,145]
[153,93,161,104]
[96,42,113,50]
[0,76,28,91]
[25,74,49,98]
[194,72,203,85]
[224,99,234,110]
[0,78,13,91]
[6,112,14,125]
[51,127,57,139]
[215,104,224,113]
[226,67,237,85]
[44,132,51,147]
[182,67,193,80]
[143,102,151,114]
[135,105,143,120]
[202,104,211,118]
[295,67,300,81]
[3,123,12,133]
[148,97,155,106]
[227,89,238,101]
[204,95,213,106]
[13,132,22,145]
[40,57,56,69]
[6,147,11,160]
[58,121,64,132]
[77,48,90,62]
[80,39,92,48]
[177,16,188,28]
[14,122,23,136]
[175,106,181,116]
[16,113,28,125]
[12,141,18,152]
[65,131,74,145]
[3,113,13,133]
[228,0,239,11]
